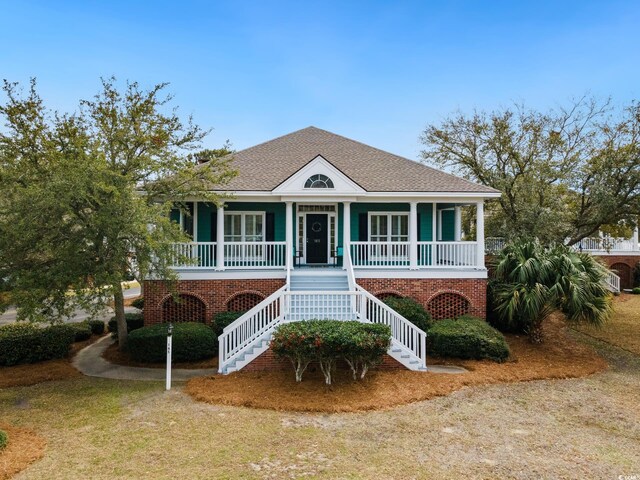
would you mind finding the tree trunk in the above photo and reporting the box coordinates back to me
[528,318,544,344]
[113,283,128,349]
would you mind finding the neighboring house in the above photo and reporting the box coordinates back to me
[144,127,501,373]
[486,231,640,292]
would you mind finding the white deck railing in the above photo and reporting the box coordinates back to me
[486,236,639,254]
[224,241,287,268]
[169,242,217,268]
[355,286,426,367]
[218,285,287,369]
[418,241,478,267]
[606,271,621,293]
[350,241,410,267]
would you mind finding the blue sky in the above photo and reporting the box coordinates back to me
[1,0,639,159]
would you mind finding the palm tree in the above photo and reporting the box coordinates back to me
[491,239,612,343]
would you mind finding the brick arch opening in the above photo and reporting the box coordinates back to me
[162,293,206,323]
[611,262,633,290]
[374,291,404,301]
[427,292,470,320]
[226,292,265,312]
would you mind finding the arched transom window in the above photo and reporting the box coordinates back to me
[304,174,334,189]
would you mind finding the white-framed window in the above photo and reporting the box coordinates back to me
[224,212,264,242]
[304,174,334,189]
[369,213,409,242]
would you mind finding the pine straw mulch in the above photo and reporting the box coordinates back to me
[185,316,608,413]
[0,423,46,480]
[102,341,218,370]
[0,336,102,389]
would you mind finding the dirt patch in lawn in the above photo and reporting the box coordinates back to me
[0,423,46,480]
[186,317,607,413]
[0,336,102,389]
[102,341,218,370]
[575,293,640,355]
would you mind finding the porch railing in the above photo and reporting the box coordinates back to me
[223,241,287,268]
[486,236,639,253]
[418,241,478,267]
[350,241,410,267]
[169,242,217,268]
[350,241,479,268]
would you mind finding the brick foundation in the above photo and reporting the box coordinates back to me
[593,255,640,290]
[357,278,487,319]
[143,279,286,325]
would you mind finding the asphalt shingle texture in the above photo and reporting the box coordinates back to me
[208,126,498,193]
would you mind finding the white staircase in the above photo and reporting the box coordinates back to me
[218,256,428,374]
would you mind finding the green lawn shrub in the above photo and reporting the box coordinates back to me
[131,297,144,310]
[68,322,92,342]
[125,322,216,363]
[108,313,145,338]
[211,311,245,336]
[383,297,433,331]
[0,323,75,366]
[632,287,640,295]
[0,429,7,450]
[87,319,105,335]
[427,316,510,362]
[270,320,391,384]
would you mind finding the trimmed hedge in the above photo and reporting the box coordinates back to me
[427,316,510,362]
[212,311,245,336]
[632,287,640,295]
[87,319,106,335]
[383,297,433,331]
[108,313,145,338]
[271,320,391,384]
[0,429,7,450]
[131,297,144,310]
[0,323,75,366]
[125,322,216,363]
[69,322,92,342]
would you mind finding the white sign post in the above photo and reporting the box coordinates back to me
[166,323,173,391]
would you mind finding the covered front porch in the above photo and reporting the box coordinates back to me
[168,199,487,271]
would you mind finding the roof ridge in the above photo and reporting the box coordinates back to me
[306,127,495,192]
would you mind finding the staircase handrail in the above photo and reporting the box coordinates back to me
[355,285,427,369]
[344,246,356,292]
[218,285,288,372]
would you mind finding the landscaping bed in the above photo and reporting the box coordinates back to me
[186,315,607,412]
[0,335,103,389]
[0,423,46,480]
[102,341,218,370]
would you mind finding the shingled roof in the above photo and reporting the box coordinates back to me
[212,127,497,194]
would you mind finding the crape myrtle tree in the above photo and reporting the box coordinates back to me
[420,98,640,245]
[0,78,236,348]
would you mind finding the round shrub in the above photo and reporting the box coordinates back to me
[87,319,105,335]
[212,311,245,336]
[271,320,391,383]
[69,322,92,342]
[0,323,75,366]
[131,297,144,310]
[632,287,640,295]
[427,316,510,362]
[0,429,7,450]
[125,322,216,363]
[108,313,145,338]
[383,297,433,331]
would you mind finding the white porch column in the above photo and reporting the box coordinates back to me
[432,202,437,241]
[633,225,639,251]
[409,201,418,269]
[215,205,225,270]
[343,201,351,265]
[476,201,485,268]
[454,206,462,241]
[285,201,293,271]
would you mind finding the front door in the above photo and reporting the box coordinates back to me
[306,214,328,263]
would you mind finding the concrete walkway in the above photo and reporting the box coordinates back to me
[426,365,468,374]
[72,335,218,381]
